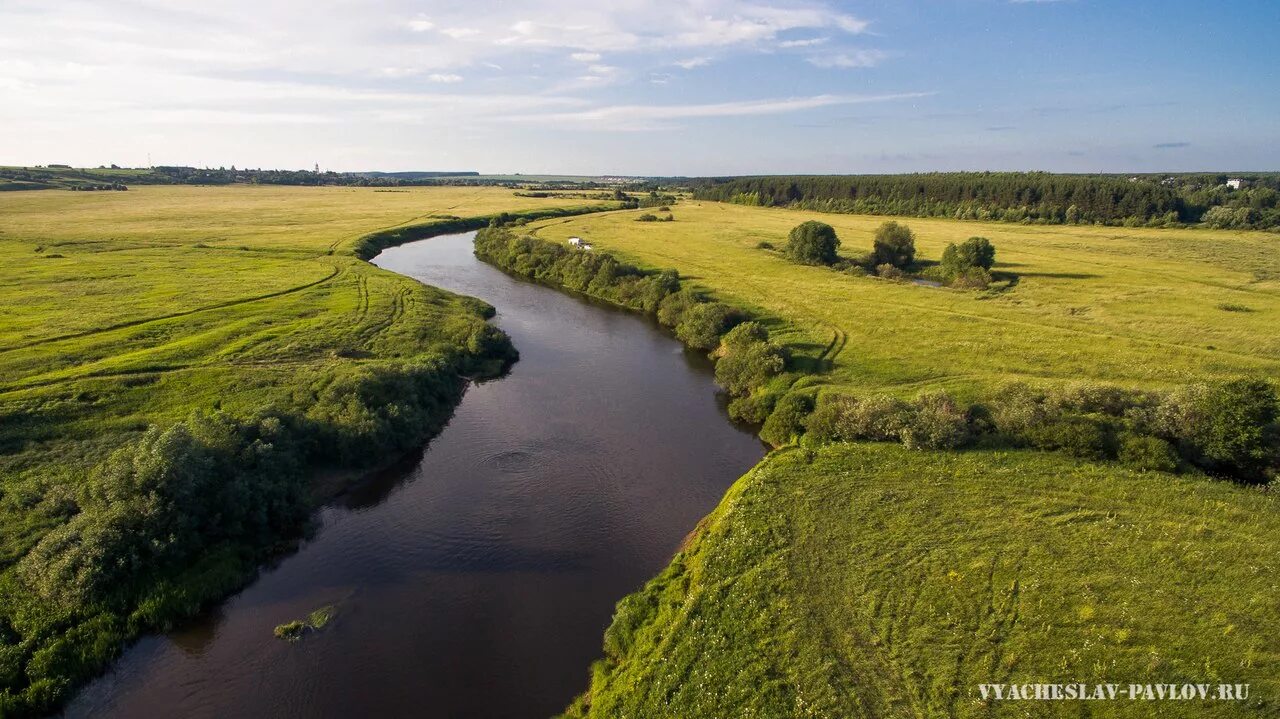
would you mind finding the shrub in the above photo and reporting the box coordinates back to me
[718,320,769,349]
[939,237,997,287]
[1187,378,1279,482]
[990,383,1053,439]
[805,394,911,443]
[715,341,786,396]
[957,237,996,269]
[784,221,840,266]
[635,214,659,222]
[675,302,741,350]
[728,392,778,424]
[760,393,814,446]
[876,263,905,280]
[949,266,992,289]
[1025,415,1114,460]
[900,392,972,450]
[872,221,915,268]
[1046,382,1145,417]
[1118,433,1180,473]
[656,288,701,328]
[755,241,775,250]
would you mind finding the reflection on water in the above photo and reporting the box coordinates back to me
[64,232,764,719]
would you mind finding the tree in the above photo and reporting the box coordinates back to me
[784,221,840,265]
[1190,378,1279,482]
[956,237,995,270]
[872,221,915,268]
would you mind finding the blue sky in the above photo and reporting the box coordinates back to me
[1,0,1276,175]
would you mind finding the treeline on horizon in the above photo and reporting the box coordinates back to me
[692,172,1280,230]
[0,166,645,192]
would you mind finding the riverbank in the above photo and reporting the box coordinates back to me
[0,187,616,716]
[61,230,763,719]
[468,220,1280,717]
[561,443,1280,719]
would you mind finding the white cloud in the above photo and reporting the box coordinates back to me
[779,37,828,48]
[807,50,888,68]
[439,27,480,39]
[0,0,898,167]
[675,56,711,69]
[508,92,931,130]
[406,16,434,32]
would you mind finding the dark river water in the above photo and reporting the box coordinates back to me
[64,231,764,718]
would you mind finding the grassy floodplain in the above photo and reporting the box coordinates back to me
[563,443,1279,719]
[0,184,611,713]
[529,201,1280,398]
[523,202,1280,717]
[0,184,609,501]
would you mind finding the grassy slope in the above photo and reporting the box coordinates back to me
[529,202,1280,717]
[566,443,1279,719]
[0,185,608,564]
[529,202,1280,398]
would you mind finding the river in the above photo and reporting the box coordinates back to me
[64,231,765,718]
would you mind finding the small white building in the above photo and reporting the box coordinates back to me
[568,237,583,247]
[1226,178,1248,190]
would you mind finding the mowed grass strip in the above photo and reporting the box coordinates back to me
[566,443,1280,719]
[530,202,1280,397]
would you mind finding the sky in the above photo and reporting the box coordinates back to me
[1,0,1277,175]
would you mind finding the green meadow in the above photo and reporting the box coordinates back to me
[530,202,1280,398]
[564,443,1279,719]
[0,185,610,556]
[1,186,605,459]
[0,185,610,713]
[527,202,1280,717]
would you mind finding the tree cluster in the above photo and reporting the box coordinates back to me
[474,228,749,353]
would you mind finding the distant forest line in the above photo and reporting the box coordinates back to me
[6,165,1280,230]
[691,172,1280,230]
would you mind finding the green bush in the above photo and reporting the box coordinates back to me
[949,266,992,289]
[957,237,996,269]
[784,221,840,266]
[714,323,787,397]
[760,393,814,446]
[1187,378,1278,482]
[875,263,905,280]
[657,288,701,328]
[939,237,997,287]
[872,221,915,268]
[900,392,972,450]
[1118,433,1180,473]
[990,383,1054,439]
[727,392,778,424]
[1025,415,1114,460]
[676,303,742,350]
[1047,382,1147,417]
[805,394,911,443]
